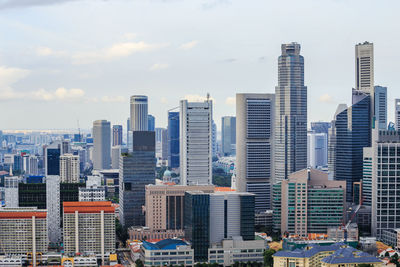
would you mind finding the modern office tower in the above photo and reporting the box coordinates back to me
[13,154,22,172]
[63,201,115,263]
[93,120,111,170]
[112,125,123,146]
[168,111,180,169]
[0,207,48,256]
[22,154,30,174]
[364,129,400,238]
[184,191,210,262]
[275,42,308,181]
[221,116,236,156]
[329,91,371,202]
[46,175,61,243]
[130,95,148,131]
[180,99,213,185]
[362,148,373,207]
[236,93,275,211]
[355,42,374,95]
[19,183,47,209]
[119,131,156,227]
[4,176,19,207]
[148,114,155,131]
[145,184,215,230]
[307,132,328,168]
[310,122,331,134]
[272,169,345,236]
[29,155,39,175]
[155,128,168,161]
[79,187,106,201]
[111,146,121,169]
[396,99,400,131]
[60,153,80,183]
[374,86,387,130]
[328,104,347,178]
[60,183,85,216]
[212,121,217,157]
[62,140,70,155]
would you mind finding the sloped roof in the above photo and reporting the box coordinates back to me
[142,239,189,250]
[321,247,382,264]
[274,243,346,258]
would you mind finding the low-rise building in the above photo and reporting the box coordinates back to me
[381,229,400,248]
[321,247,382,267]
[208,237,265,266]
[79,186,106,201]
[129,226,184,241]
[140,239,194,267]
[327,224,358,241]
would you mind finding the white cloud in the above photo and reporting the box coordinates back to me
[72,41,168,64]
[225,96,235,106]
[123,33,137,40]
[31,87,85,101]
[184,94,215,103]
[179,40,198,50]
[319,93,334,103]
[150,63,169,71]
[36,46,66,57]
[0,66,30,88]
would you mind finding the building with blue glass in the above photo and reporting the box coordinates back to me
[168,111,180,169]
[148,115,155,131]
[45,142,61,176]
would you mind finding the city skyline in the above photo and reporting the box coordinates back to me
[0,0,399,130]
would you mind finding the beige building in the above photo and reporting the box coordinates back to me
[145,184,215,230]
[63,201,115,264]
[0,207,48,258]
[60,153,80,183]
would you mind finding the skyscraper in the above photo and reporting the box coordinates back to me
[60,153,80,183]
[395,99,400,131]
[45,142,61,176]
[236,93,275,211]
[275,42,307,181]
[130,95,148,131]
[112,125,123,146]
[148,114,155,131]
[180,99,213,185]
[310,122,331,135]
[374,86,387,130]
[168,111,180,169]
[307,132,328,168]
[355,42,374,95]
[119,131,156,227]
[221,116,236,156]
[92,120,111,170]
[155,128,168,161]
[212,121,217,157]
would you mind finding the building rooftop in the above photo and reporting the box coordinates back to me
[321,247,381,264]
[274,243,347,258]
[142,239,189,250]
[63,201,115,214]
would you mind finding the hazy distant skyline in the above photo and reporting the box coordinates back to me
[0,0,399,130]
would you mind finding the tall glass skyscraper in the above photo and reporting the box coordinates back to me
[92,120,111,170]
[112,125,123,146]
[275,42,307,181]
[148,115,155,131]
[130,95,148,131]
[168,111,180,169]
[221,116,236,156]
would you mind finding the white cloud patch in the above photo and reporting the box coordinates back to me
[225,96,235,106]
[180,40,198,50]
[184,94,215,103]
[31,87,85,101]
[0,66,30,88]
[36,46,66,57]
[319,93,334,103]
[123,33,137,40]
[72,41,168,64]
[150,63,169,71]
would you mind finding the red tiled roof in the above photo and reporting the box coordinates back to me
[63,201,115,214]
[0,211,47,219]
[215,187,236,192]
[63,201,112,207]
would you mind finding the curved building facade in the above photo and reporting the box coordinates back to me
[130,95,148,131]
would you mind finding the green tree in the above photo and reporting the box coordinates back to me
[358,264,373,267]
[135,259,144,267]
[115,218,129,246]
[263,249,276,267]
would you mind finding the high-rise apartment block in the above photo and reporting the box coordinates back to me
[63,201,115,262]
[273,169,345,236]
[168,111,180,169]
[0,207,48,256]
[236,93,275,211]
[130,95,148,131]
[180,99,213,185]
[93,120,111,170]
[119,131,155,227]
[221,116,236,156]
[112,125,123,146]
[275,43,308,181]
[60,153,80,183]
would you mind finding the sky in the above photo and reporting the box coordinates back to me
[0,0,399,131]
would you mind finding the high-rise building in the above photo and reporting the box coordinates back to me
[273,169,346,236]
[221,116,236,156]
[310,122,331,135]
[275,42,308,181]
[148,114,155,131]
[112,125,123,146]
[329,91,371,202]
[365,129,400,238]
[168,111,180,169]
[0,207,48,256]
[307,132,328,168]
[60,153,80,183]
[355,42,374,95]
[63,201,115,263]
[236,93,275,211]
[155,128,168,161]
[130,95,148,131]
[119,131,156,227]
[395,99,400,131]
[19,183,47,209]
[111,146,121,169]
[46,175,61,243]
[374,86,387,130]
[180,99,213,185]
[212,120,217,157]
[93,120,111,170]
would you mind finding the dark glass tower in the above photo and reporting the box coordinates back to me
[46,144,61,176]
[168,111,180,169]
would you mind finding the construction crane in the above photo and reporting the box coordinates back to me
[341,197,364,242]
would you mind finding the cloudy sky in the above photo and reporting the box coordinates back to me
[0,0,399,131]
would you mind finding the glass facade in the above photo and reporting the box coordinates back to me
[18,183,47,209]
[47,148,60,175]
[168,112,180,169]
[240,195,255,240]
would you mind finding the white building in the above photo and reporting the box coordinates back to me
[130,95,148,131]
[355,41,374,95]
[307,132,328,168]
[46,175,61,243]
[93,120,111,170]
[111,145,121,169]
[180,99,213,185]
[60,153,80,183]
[4,176,19,207]
[79,187,106,202]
